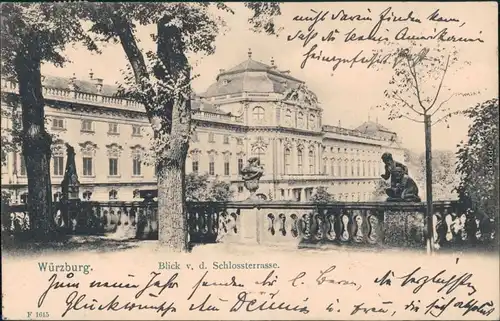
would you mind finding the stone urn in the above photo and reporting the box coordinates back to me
[240,157,264,201]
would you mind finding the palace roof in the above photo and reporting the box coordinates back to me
[42,75,118,96]
[202,56,304,97]
[355,121,396,135]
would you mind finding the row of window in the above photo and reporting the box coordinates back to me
[16,154,143,177]
[192,132,244,145]
[16,182,250,204]
[16,154,381,179]
[82,156,142,177]
[52,118,142,136]
[255,106,319,130]
[322,159,381,177]
[192,158,245,176]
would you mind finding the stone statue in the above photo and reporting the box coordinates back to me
[240,157,264,200]
[61,143,80,200]
[381,152,420,202]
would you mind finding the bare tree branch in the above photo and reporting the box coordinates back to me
[431,110,461,126]
[400,114,425,123]
[405,55,427,112]
[428,54,451,113]
[431,92,456,117]
[393,92,425,116]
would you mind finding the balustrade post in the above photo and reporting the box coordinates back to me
[238,206,260,245]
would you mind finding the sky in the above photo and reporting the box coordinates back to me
[41,2,498,153]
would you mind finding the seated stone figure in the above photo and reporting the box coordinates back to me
[385,167,421,202]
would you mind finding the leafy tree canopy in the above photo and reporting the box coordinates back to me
[310,186,334,203]
[455,98,499,220]
[1,3,98,77]
[185,172,234,202]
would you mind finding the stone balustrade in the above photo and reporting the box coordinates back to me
[2,200,496,251]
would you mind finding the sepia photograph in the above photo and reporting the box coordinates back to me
[1,1,498,320]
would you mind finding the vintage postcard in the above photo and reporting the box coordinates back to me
[1,1,499,320]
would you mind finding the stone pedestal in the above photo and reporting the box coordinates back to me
[219,206,260,245]
[240,207,260,244]
[384,211,425,248]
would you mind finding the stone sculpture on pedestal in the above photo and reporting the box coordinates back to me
[381,152,421,202]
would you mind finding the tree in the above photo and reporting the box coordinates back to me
[378,41,476,253]
[82,3,281,251]
[0,3,98,240]
[455,98,499,222]
[310,186,334,203]
[415,150,459,200]
[185,173,233,202]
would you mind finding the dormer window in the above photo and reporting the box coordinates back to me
[222,79,230,85]
[282,81,288,89]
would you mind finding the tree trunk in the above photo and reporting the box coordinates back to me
[14,40,55,241]
[424,114,434,254]
[157,160,188,251]
[157,122,190,251]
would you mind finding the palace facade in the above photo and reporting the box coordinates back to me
[1,52,404,203]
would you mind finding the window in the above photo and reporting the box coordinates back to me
[52,118,64,129]
[276,108,280,123]
[223,135,230,144]
[238,185,244,193]
[284,148,291,175]
[53,192,62,202]
[344,159,349,177]
[191,131,199,142]
[192,160,199,173]
[253,147,266,170]
[81,120,93,132]
[356,160,360,176]
[338,160,342,177]
[297,112,304,127]
[297,149,303,174]
[108,123,119,134]
[109,158,118,176]
[252,106,265,122]
[331,158,335,176]
[82,191,92,201]
[351,160,355,176]
[323,158,327,174]
[109,189,118,200]
[308,150,315,174]
[236,138,243,145]
[357,192,361,201]
[285,109,292,125]
[81,142,96,176]
[223,153,231,176]
[53,155,64,176]
[238,158,244,173]
[132,125,142,136]
[83,157,93,176]
[132,154,141,176]
[20,193,28,204]
[208,133,215,143]
[19,154,26,176]
[362,161,366,177]
[309,114,316,129]
[209,155,215,176]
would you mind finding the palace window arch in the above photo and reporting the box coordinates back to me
[252,106,265,122]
